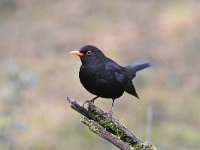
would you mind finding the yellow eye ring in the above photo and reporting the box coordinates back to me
[86,51,92,55]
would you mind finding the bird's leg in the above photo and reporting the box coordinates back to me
[83,96,99,107]
[91,96,99,103]
[107,99,115,118]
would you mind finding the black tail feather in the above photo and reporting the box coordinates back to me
[124,62,151,99]
[126,62,151,74]
[124,81,140,99]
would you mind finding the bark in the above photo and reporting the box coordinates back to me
[67,97,157,150]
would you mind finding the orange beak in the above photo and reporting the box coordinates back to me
[69,50,84,56]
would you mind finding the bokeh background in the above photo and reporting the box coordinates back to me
[0,0,200,150]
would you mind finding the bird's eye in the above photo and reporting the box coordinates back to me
[86,51,92,55]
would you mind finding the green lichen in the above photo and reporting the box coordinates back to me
[88,105,125,137]
[81,117,157,150]
[89,125,99,133]
[81,118,99,133]
[83,105,157,150]
[133,143,157,150]
[98,119,124,138]
[129,145,135,150]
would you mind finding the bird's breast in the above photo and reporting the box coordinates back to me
[79,65,123,99]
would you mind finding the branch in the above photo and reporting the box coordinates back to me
[67,97,157,150]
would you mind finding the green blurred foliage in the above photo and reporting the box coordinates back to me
[0,0,199,150]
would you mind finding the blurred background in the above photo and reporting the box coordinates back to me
[0,0,199,150]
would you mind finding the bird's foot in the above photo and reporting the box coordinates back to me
[83,99,94,107]
[102,111,113,122]
[108,111,113,118]
[83,96,99,108]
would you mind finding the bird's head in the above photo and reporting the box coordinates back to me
[69,45,105,65]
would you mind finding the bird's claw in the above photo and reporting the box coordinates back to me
[83,96,98,108]
[102,111,113,121]
[83,99,94,107]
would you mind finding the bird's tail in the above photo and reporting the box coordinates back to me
[126,62,151,74]
[124,62,151,99]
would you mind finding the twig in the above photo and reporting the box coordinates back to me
[67,97,157,150]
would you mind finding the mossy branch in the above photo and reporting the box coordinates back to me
[67,97,157,150]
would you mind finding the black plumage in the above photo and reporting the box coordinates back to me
[70,45,151,115]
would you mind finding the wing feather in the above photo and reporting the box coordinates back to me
[106,62,139,99]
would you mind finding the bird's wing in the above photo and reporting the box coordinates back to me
[105,62,125,84]
[105,62,139,99]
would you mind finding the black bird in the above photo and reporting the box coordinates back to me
[70,45,151,115]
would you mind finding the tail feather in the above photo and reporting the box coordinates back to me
[124,62,151,99]
[126,62,151,74]
[124,82,140,99]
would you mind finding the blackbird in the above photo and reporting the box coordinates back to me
[70,45,151,115]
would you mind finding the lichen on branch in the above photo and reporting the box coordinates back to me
[67,97,157,150]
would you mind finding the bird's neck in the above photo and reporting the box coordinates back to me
[81,56,108,66]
